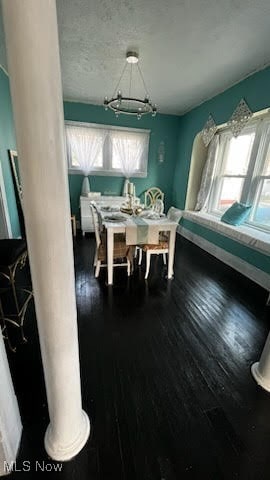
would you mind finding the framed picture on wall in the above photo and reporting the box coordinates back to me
[8,150,22,203]
[8,149,25,237]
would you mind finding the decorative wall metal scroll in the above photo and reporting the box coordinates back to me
[227,99,253,137]
[201,115,217,147]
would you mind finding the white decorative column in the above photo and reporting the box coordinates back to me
[251,332,270,392]
[2,0,90,461]
[0,333,22,476]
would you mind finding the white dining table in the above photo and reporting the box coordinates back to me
[101,211,178,285]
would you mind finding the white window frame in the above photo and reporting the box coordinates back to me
[66,121,150,178]
[208,116,270,232]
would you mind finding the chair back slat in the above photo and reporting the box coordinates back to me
[144,187,164,208]
[90,203,102,246]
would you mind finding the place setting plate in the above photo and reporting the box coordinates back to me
[100,206,120,212]
[138,211,165,219]
[104,215,127,223]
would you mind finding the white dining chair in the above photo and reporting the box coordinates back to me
[152,198,164,215]
[138,206,182,279]
[144,187,164,208]
[90,204,132,278]
[138,238,169,279]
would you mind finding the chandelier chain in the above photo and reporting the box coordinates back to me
[128,63,133,111]
[137,63,150,99]
[112,61,128,98]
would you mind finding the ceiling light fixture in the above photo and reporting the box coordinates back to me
[103,51,157,119]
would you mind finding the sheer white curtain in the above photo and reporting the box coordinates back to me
[195,134,220,211]
[112,130,149,195]
[66,125,106,193]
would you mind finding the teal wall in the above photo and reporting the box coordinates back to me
[173,66,270,286]
[64,102,180,218]
[0,67,20,237]
[173,66,270,208]
[0,68,180,234]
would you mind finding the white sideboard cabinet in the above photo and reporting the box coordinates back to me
[80,194,127,235]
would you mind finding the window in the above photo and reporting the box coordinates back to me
[69,128,104,170]
[66,122,149,177]
[112,136,142,171]
[208,117,270,230]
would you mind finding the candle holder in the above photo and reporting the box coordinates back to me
[127,182,134,196]
[128,193,134,210]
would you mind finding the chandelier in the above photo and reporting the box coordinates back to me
[103,51,157,119]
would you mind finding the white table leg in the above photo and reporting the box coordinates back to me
[107,227,114,285]
[167,227,176,279]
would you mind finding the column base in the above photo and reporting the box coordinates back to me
[44,410,90,461]
[251,362,270,393]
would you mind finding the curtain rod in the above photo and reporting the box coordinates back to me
[216,106,270,133]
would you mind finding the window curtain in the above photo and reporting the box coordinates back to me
[66,125,106,194]
[195,134,220,211]
[112,131,149,195]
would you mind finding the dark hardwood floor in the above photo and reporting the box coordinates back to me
[5,234,270,480]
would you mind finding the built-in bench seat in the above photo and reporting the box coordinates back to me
[178,210,270,294]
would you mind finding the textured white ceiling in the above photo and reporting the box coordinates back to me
[1,0,270,115]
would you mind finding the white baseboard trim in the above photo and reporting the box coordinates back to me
[177,226,270,291]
